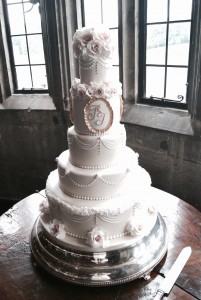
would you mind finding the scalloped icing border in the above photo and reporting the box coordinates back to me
[46,189,134,216]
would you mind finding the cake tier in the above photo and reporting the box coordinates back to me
[56,147,148,200]
[43,170,157,251]
[79,56,111,85]
[72,26,113,85]
[67,125,126,169]
[70,80,122,135]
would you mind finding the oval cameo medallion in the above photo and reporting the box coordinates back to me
[84,98,113,134]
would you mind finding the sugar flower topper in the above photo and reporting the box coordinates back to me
[86,227,107,248]
[73,26,114,60]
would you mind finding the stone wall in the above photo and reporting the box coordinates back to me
[0,109,68,202]
[125,123,201,211]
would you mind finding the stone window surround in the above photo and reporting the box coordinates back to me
[1,0,201,137]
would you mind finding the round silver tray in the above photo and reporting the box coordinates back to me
[30,213,168,286]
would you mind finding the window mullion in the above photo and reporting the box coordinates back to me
[22,1,34,89]
[187,0,201,122]
[164,0,170,98]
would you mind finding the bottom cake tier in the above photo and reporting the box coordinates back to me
[30,212,168,286]
[43,169,157,251]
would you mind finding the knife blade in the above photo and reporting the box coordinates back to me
[153,246,192,300]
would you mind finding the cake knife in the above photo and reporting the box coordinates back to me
[153,246,192,299]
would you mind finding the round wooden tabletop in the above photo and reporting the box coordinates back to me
[0,187,201,300]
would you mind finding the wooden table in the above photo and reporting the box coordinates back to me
[0,188,201,300]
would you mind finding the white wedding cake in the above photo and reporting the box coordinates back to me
[39,26,157,252]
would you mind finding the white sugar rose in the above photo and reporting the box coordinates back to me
[88,81,97,96]
[70,78,80,96]
[126,219,144,236]
[79,28,94,45]
[86,227,106,248]
[148,205,157,215]
[93,82,105,98]
[39,200,49,215]
[73,37,82,58]
[77,84,87,98]
[70,85,78,96]
[86,85,93,97]
[87,40,103,57]
[97,31,111,42]
[73,28,94,58]
[50,219,65,239]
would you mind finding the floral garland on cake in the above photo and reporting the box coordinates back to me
[70,78,122,99]
[73,26,114,60]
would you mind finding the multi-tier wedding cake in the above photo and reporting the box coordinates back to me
[38,26,158,252]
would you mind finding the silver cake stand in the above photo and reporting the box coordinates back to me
[30,213,168,286]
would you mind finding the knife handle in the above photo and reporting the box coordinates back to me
[153,289,164,299]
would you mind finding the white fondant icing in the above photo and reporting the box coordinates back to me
[43,26,158,250]
[68,125,126,169]
[72,26,114,84]
[57,148,145,200]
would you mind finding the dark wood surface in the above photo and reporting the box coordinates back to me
[0,188,201,300]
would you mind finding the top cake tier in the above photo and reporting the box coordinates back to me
[73,26,114,84]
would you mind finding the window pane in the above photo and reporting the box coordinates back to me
[16,66,32,89]
[169,0,192,21]
[28,34,45,64]
[7,3,25,35]
[110,29,119,65]
[12,36,28,65]
[147,0,167,23]
[102,0,118,28]
[166,67,187,102]
[31,66,47,89]
[24,3,42,34]
[168,22,191,66]
[146,24,166,65]
[84,0,102,27]
[6,0,21,3]
[146,66,165,98]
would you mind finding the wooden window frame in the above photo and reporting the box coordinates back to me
[1,0,201,135]
[119,0,201,135]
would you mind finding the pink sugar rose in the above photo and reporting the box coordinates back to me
[50,219,65,239]
[93,27,111,41]
[79,29,93,45]
[87,40,103,57]
[86,227,106,248]
[94,87,105,98]
[73,37,82,58]
[70,85,78,96]
[39,200,49,214]
[126,219,144,236]
[77,84,87,98]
